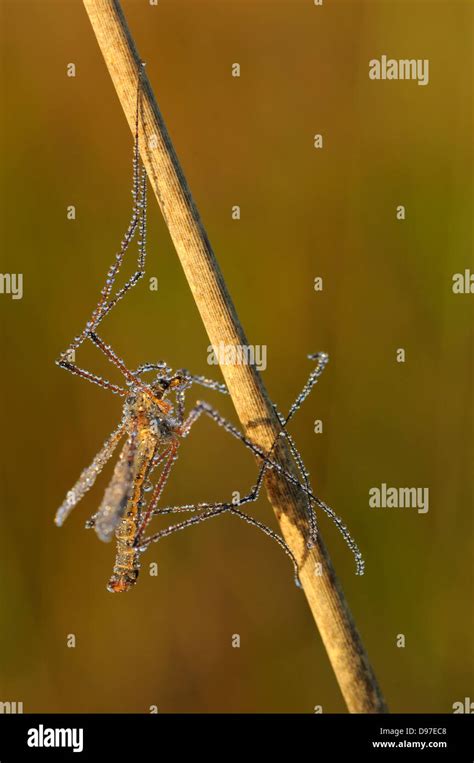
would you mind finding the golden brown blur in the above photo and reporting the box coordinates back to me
[0,0,472,713]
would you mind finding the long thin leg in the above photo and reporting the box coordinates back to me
[272,407,318,547]
[135,404,303,580]
[176,397,314,519]
[284,352,329,427]
[177,403,206,437]
[185,373,228,395]
[85,438,175,531]
[136,440,179,542]
[171,370,229,426]
[58,63,148,391]
[168,371,229,423]
[57,163,146,391]
[251,352,329,548]
[136,500,300,585]
[228,506,300,586]
[135,399,300,578]
[64,65,148,348]
[196,352,327,512]
[86,332,172,413]
[84,170,146,337]
[59,169,143,361]
[175,387,187,425]
[252,353,329,546]
[171,399,364,575]
[57,360,127,396]
[151,443,175,470]
[247,438,364,575]
[135,356,363,577]
[92,160,148,326]
[133,362,171,376]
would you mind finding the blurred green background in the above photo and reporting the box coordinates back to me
[0,0,472,713]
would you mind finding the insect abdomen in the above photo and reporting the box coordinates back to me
[107,516,141,593]
[107,432,156,593]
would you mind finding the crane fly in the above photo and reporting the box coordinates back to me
[55,334,364,592]
[54,64,365,592]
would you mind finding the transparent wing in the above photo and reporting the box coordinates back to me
[55,423,126,527]
[94,437,136,542]
[94,432,156,543]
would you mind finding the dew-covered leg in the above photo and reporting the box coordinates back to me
[94,164,148,325]
[137,503,228,549]
[185,373,228,396]
[195,352,328,549]
[90,440,174,532]
[60,67,148,362]
[136,440,179,542]
[174,398,365,575]
[136,499,300,585]
[239,419,364,575]
[133,362,171,376]
[86,332,172,413]
[95,71,147,321]
[176,400,314,509]
[267,407,318,548]
[257,352,328,545]
[57,359,127,397]
[228,506,300,585]
[174,387,187,425]
[62,161,147,361]
[281,352,329,427]
[172,372,227,424]
[251,352,328,547]
[177,402,208,437]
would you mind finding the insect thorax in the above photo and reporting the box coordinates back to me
[124,388,175,441]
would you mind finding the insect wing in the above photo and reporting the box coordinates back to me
[55,423,125,527]
[94,437,137,542]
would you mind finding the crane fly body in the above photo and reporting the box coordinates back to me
[56,366,190,593]
[105,377,182,592]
